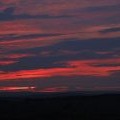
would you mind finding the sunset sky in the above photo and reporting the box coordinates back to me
[0,0,120,92]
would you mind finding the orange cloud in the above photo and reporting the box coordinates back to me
[0,58,120,80]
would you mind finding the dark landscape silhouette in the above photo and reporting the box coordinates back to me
[0,91,120,120]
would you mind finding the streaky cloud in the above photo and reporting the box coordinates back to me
[84,4,120,12]
[0,33,64,41]
[100,27,120,34]
[0,58,120,80]
[0,7,72,21]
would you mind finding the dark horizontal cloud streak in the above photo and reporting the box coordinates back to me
[0,7,72,21]
[100,27,120,34]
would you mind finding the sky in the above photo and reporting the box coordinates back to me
[0,0,120,92]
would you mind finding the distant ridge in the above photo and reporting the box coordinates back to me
[0,91,120,100]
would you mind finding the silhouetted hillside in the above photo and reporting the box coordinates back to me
[0,92,120,120]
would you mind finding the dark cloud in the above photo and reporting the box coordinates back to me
[91,63,120,67]
[100,27,120,34]
[110,70,120,77]
[0,34,16,38]
[0,7,15,20]
[16,37,120,53]
[45,37,120,53]
[84,4,120,12]
[0,75,120,91]
[1,37,120,72]
[0,7,72,21]
[0,2,3,5]
[0,56,67,72]
[0,33,64,41]
[72,4,120,25]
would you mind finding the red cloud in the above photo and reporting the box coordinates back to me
[39,86,68,93]
[0,0,20,4]
[0,86,36,92]
[0,60,18,66]
[0,53,34,66]
[0,58,120,80]
[7,53,34,59]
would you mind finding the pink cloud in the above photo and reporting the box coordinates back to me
[0,58,120,80]
[0,86,36,92]
[0,60,18,66]
[39,86,68,93]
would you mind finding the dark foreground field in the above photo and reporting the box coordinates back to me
[0,92,120,120]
